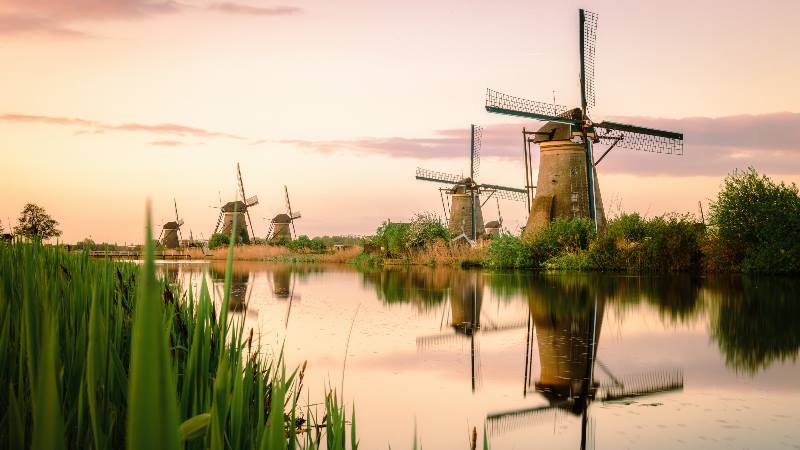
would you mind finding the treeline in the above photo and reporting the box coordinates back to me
[486,168,800,273]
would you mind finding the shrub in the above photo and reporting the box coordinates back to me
[208,233,229,249]
[528,218,596,263]
[406,213,450,249]
[485,234,536,268]
[286,235,327,253]
[708,167,800,273]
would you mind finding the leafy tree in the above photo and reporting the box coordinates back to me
[14,203,62,241]
[709,168,800,273]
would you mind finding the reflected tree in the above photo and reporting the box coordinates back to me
[710,276,800,374]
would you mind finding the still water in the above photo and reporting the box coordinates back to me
[158,261,800,449]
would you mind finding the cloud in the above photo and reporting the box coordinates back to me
[149,139,184,146]
[283,113,800,177]
[0,112,247,140]
[207,2,300,16]
[0,0,300,36]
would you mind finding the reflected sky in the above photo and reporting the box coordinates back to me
[157,262,800,449]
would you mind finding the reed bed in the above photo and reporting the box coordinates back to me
[176,245,363,264]
[0,214,357,450]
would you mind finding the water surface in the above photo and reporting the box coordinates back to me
[158,262,800,449]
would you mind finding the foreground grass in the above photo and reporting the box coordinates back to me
[0,214,358,450]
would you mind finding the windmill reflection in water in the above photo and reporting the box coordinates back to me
[486,288,684,450]
[415,271,528,392]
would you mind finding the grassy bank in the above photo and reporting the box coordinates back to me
[0,217,358,449]
[353,168,800,274]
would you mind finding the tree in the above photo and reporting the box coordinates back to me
[709,168,800,273]
[13,203,62,241]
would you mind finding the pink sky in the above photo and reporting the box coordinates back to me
[1,0,799,243]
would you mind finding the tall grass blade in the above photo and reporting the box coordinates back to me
[31,320,66,450]
[126,208,180,450]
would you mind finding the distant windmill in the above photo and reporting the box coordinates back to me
[267,186,301,241]
[484,198,504,236]
[416,124,527,240]
[212,163,259,243]
[159,198,184,249]
[485,9,684,236]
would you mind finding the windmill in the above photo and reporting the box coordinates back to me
[416,124,527,240]
[484,198,504,236]
[212,163,259,243]
[485,9,684,235]
[159,198,184,249]
[486,296,683,450]
[267,186,302,241]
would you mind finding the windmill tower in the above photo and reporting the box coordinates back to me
[159,199,184,249]
[485,9,684,237]
[212,163,259,243]
[268,186,302,241]
[416,125,527,240]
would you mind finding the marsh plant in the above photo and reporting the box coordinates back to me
[0,212,358,450]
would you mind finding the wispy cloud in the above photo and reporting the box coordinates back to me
[149,139,184,146]
[0,0,300,37]
[207,2,300,16]
[0,112,246,140]
[283,112,800,177]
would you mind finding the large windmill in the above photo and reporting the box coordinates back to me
[212,163,259,243]
[416,125,527,240]
[159,198,184,249]
[267,186,302,241]
[485,9,684,235]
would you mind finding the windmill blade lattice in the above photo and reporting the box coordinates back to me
[480,184,528,202]
[471,125,482,180]
[485,89,575,123]
[486,403,567,436]
[598,368,684,401]
[581,9,598,113]
[416,167,464,185]
[595,122,684,155]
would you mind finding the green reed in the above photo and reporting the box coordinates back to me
[0,212,358,450]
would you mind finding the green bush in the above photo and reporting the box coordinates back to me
[208,233,229,249]
[373,222,410,258]
[286,235,327,253]
[606,212,647,242]
[485,234,536,268]
[709,167,800,273]
[406,213,450,249]
[589,213,704,272]
[528,218,596,263]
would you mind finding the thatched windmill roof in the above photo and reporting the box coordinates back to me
[221,201,248,213]
[449,178,475,194]
[272,213,291,224]
[162,221,180,230]
[485,220,501,228]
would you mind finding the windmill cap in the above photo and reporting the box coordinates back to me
[449,177,475,194]
[485,220,501,228]
[533,108,582,143]
[162,221,181,229]
[272,213,291,223]
[221,201,248,212]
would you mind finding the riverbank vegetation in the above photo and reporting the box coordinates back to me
[0,218,359,449]
[357,168,800,274]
